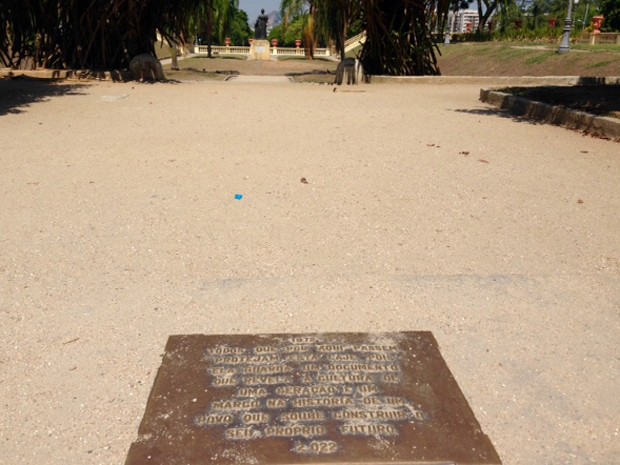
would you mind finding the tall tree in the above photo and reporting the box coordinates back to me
[317,0,361,59]
[280,0,308,30]
[213,0,239,44]
[229,8,252,45]
[280,0,318,58]
[0,0,196,69]
[0,0,239,68]
[192,0,238,58]
[598,0,620,30]
[359,0,450,76]
[476,0,514,32]
[280,0,453,74]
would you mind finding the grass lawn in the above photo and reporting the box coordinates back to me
[436,42,620,76]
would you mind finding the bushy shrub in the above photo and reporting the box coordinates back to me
[495,25,563,42]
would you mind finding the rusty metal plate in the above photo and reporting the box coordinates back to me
[125,332,501,465]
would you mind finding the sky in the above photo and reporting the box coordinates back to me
[238,0,281,24]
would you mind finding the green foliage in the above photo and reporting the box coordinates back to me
[495,24,563,42]
[194,0,239,51]
[527,0,567,18]
[443,32,494,42]
[280,0,308,25]
[269,17,305,46]
[228,7,252,44]
[348,18,363,37]
[598,0,620,31]
[491,0,614,35]
[490,0,567,41]
[279,0,314,56]
[188,0,252,57]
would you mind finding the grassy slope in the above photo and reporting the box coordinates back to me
[437,42,620,76]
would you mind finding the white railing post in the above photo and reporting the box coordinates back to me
[193,45,336,58]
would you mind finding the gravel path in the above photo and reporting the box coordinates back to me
[1,78,618,465]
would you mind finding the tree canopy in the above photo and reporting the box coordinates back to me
[278,0,450,75]
[0,0,196,69]
[6,0,612,75]
[361,0,450,75]
[229,9,252,45]
[192,0,240,58]
[598,0,620,31]
[0,0,242,69]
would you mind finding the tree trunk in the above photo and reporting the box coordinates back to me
[477,0,498,33]
[339,22,347,60]
[477,1,484,33]
[304,5,316,59]
[207,1,213,58]
[360,0,446,76]
[170,45,179,69]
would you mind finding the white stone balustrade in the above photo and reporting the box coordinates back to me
[194,45,332,58]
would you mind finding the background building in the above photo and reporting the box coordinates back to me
[448,9,481,33]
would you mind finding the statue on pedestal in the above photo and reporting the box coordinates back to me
[254,9,268,40]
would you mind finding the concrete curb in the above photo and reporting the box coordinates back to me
[480,88,620,141]
[371,75,620,86]
[225,75,294,83]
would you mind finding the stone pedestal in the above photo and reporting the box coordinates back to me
[249,39,271,61]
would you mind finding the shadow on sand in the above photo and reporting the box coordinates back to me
[453,107,546,126]
[0,77,88,116]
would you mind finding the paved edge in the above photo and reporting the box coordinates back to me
[0,68,134,81]
[225,75,294,83]
[2,68,619,87]
[479,87,620,141]
[371,75,620,86]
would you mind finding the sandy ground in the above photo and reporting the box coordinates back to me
[0,76,619,465]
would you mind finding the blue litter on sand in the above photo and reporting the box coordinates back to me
[235,194,243,200]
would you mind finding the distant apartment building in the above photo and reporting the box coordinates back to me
[448,10,480,33]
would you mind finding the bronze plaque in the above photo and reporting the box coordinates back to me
[125,332,501,465]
